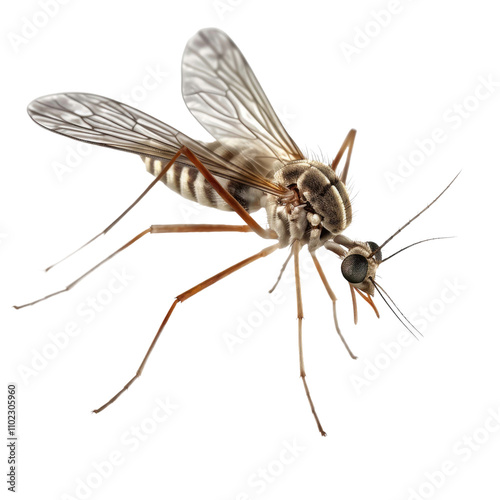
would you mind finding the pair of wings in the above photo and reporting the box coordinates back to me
[27,28,305,198]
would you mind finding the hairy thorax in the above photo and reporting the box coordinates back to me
[266,161,352,250]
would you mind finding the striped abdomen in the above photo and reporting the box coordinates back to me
[142,156,264,213]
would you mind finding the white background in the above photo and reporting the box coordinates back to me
[2,1,500,499]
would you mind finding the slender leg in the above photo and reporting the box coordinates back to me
[268,247,293,293]
[150,224,252,234]
[331,129,356,184]
[310,251,357,360]
[13,224,253,309]
[45,149,186,271]
[180,147,277,240]
[349,284,358,325]
[93,242,280,413]
[46,146,277,271]
[293,241,326,436]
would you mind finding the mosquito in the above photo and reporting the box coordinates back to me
[15,28,457,436]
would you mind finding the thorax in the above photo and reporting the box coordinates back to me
[265,160,352,250]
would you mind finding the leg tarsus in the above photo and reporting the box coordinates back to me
[46,149,185,272]
[93,298,180,413]
[13,285,71,309]
[300,374,327,437]
[14,228,152,309]
[310,251,357,359]
[14,225,255,310]
[293,241,326,436]
[268,247,293,293]
[93,244,279,413]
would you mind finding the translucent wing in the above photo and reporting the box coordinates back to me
[182,28,304,178]
[27,93,288,197]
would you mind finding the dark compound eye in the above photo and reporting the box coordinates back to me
[367,241,382,261]
[341,254,368,284]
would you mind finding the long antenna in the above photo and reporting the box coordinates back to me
[380,236,454,263]
[368,172,460,259]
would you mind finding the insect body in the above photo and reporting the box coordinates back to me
[144,154,352,249]
[17,28,456,436]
